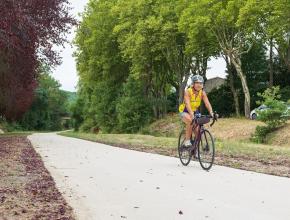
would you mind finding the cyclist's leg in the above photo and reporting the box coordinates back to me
[193,110,200,140]
[193,124,200,140]
[180,112,193,141]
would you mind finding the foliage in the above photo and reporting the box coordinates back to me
[239,0,290,72]
[73,0,290,134]
[180,0,254,117]
[17,70,69,131]
[0,0,75,120]
[116,76,152,133]
[73,0,129,133]
[207,85,235,117]
[252,87,288,143]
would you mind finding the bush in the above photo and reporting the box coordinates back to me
[16,72,69,131]
[207,84,235,117]
[116,77,152,133]
[70,96,85,131]
[0,117,23,132]
[79,118,96,133]
[252,86,288,143]
[281,86,290,102]
[91,81,121,133]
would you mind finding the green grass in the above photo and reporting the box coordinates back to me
[216,140,290,160]
[60,131,177,149]
[0,131,33,137]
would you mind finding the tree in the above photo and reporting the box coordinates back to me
[180,0,253,117]
[0,0,75,120]
[112,0,170,118]
[19,69,69,131]
[239,0,290,79]
[252,86,288,143]
[116,76,152,133]
[224,55,241,116]
[74,0,129,132]
[207,41,268,116]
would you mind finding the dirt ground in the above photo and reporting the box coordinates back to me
[146,115,264,140]
[267,121,290,147]
[0,136,75,220]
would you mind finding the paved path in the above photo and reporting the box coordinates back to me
[28,133,290,220]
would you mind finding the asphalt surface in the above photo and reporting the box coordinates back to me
[28,133,290,220]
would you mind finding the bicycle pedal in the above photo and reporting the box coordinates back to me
[181,145,190,150]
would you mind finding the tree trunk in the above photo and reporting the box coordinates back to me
[224,56,240,117]
[278,39,290,73]
[174,85,179,110]
[229,71,241,117]
[178,73,190,104]
[230,55,251,118]
[198,55,208,81]
[284,43,290,73]
[269,38,274,87]
[285,36,290,73]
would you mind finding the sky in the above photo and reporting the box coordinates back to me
[51,0,88,92]
[52,0,227,92]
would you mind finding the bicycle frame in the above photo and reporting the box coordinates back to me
[191,122,204,150]
[178,113,217,169]
[190,114,216,150]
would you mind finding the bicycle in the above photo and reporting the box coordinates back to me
[178,112,218,171]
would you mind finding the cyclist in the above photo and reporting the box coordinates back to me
[179,75,214,147]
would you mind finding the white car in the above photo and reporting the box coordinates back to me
[250,104,290,120]
[250,105,270,120]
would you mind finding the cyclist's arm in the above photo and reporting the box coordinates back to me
[184,90,194,116]
[202,91,213,116]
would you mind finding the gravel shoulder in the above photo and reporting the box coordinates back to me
[0,136,75,220]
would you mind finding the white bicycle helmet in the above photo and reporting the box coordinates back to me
[191,75,204,84]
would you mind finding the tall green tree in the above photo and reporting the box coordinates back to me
[19,69,68,131]
[74,0,129,132]
[113,0,200,111]
[180,0,254,117]
[116,76,152,133]
[113,0,172,118]
[239,0,290,81]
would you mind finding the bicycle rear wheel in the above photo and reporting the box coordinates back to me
[198,129,215,170]
[178,130,193,166]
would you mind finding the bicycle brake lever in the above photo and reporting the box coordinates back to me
[214,112,219,121]
[210,119,215,127]
[210,113,218,127]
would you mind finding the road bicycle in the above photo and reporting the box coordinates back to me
[178,112,218,171]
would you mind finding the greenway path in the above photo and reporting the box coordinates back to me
[28,133,290,220]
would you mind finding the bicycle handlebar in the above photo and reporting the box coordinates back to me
[209,113,219,127]
[191,112,219,127]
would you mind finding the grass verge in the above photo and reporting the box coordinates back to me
[0,132,33,137]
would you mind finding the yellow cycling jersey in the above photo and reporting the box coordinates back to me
[179,88,203,113]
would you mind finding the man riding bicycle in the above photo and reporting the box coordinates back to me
[179,75,214,147]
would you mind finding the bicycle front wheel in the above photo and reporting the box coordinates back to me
[178,130,193,166]
[198,129,215,171]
